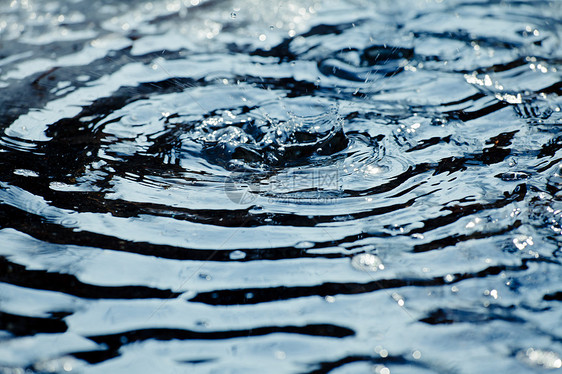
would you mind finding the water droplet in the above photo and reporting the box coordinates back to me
[230,12,237,18]
[351,253,384,272]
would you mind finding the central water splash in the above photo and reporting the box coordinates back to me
[196,99,348,170]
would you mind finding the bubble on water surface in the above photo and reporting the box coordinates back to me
[229,250,247,260]
[351,253,384,272]
[517,348,562,369]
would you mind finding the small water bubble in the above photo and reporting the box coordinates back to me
[517,348,561,369]
[374,366,390,374]
[60,217,78,227]
[229,250,246,260]
[269,25,274,30]
[444,274,455,283]
[230,12,237,18]
[387,224,405,234]
[295,241,314,249]
[351,253,384,272]
[33,356,82,373]
[196,320,209,327]
[500,171,529,181]
[513,235,533,250]
[325,295,336,303]
[465,217,482,229]
[250,205,263,213]
[392,292,405,306]
[274,350,286,360]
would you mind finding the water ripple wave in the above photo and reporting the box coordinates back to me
[0,0,561,372]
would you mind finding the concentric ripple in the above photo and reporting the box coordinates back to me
[0,0,561,373]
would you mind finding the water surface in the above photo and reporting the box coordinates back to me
[0,0,561,372]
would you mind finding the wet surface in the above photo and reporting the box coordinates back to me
[0,0,561,372]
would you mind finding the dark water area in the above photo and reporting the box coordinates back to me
[0,0,562,372]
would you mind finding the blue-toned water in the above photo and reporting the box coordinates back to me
[0,0,561,372]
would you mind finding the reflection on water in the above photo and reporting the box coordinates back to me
[0,0,561,372]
